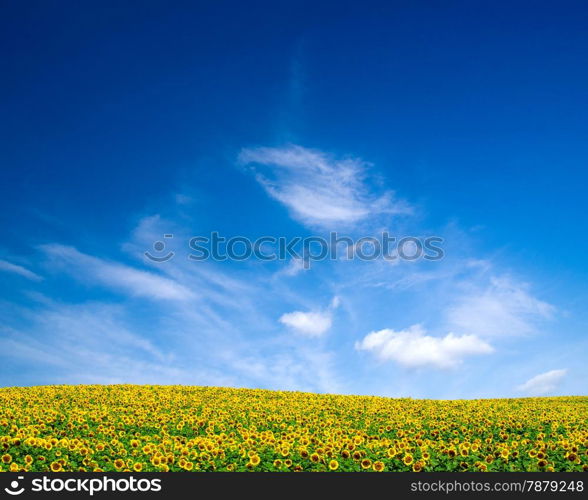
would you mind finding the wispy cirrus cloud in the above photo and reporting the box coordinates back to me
[0,259,42,281]
[40,244,194,301]
[0,287,342,392]
[447,275,554,338]
[355,324,493,369]
[517,369,567,396]
[273,257,307,278]
[238,145,411,229]
[1,136,573,397]
[0,299,235,386]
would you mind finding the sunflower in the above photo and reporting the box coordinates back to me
[360,459,372,469]
[373,461,385,472]
[328,459,339,471]
[50,461,62,472]
[403,454,414,466]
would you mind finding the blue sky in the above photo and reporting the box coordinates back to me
[1,1,587,398]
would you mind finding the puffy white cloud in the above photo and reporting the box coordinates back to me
[279,296,340,337]
[355,324,493,369]
[517,369,567,396]
[239,145,410,229]
[280,310,332,337]
[0,259,42,281]
[447,276,554,337]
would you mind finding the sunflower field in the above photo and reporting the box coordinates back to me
[0,385,586,472]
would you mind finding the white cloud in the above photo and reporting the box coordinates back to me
[175,193,194,206]
[447,276,554,337]
[275,257,307,278]
[280,310,332,336]
[279,296,340,337]
[517,369,567,396]
[0,259,42,281]
[0,301,234,386]
[355,324,493,369]
[239,145,410,229]
[40,244,194,301]
[0,286,341,391]
[224,346,342,394]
